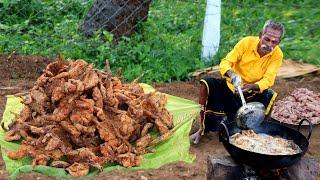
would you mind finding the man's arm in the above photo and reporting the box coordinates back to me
[242,83,260,92]
[225,69,241,87]
[220,38,248,77]
[225,69,235,78]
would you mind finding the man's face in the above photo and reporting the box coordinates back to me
[259,28,282,55]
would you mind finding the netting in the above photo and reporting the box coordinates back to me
[80,0,152,40]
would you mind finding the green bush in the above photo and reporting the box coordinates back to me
[0,0,319,83]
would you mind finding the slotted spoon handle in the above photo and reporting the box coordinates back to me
[237,86,246,105]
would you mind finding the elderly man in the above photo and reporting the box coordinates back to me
[191,20,285,144]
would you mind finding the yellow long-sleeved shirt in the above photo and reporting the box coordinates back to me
[220,36,283,92]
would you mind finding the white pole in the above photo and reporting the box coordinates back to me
[201,0,221,62]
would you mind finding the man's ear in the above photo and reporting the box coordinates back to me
[259,31,262,38]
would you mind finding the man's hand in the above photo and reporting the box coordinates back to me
[190,128,202,145]
[190,115,203,145]
[242,83,260,93]
[226,70,241,87]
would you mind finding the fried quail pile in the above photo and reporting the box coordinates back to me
[4,55,173,177]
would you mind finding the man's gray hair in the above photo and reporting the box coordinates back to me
[262,20,285,39]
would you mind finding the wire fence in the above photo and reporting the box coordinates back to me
[80,0,152,41]
[0,0,208,68]
[0,0,154,46]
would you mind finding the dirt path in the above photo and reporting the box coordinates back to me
[0,54,319,180]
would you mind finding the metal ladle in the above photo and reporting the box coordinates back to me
[235,85,266,129]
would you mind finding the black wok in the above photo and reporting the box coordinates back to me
[219,119,312,169]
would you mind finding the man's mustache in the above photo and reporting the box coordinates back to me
[261,44,273,52]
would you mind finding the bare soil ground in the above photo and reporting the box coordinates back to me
[0,54,319,180]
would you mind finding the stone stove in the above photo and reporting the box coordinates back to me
[207,155,320,180]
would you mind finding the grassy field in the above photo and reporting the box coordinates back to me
[0,0,319,82]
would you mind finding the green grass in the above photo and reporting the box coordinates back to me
[0,0,319,82]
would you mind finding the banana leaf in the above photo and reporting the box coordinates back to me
[0,84,200,179]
